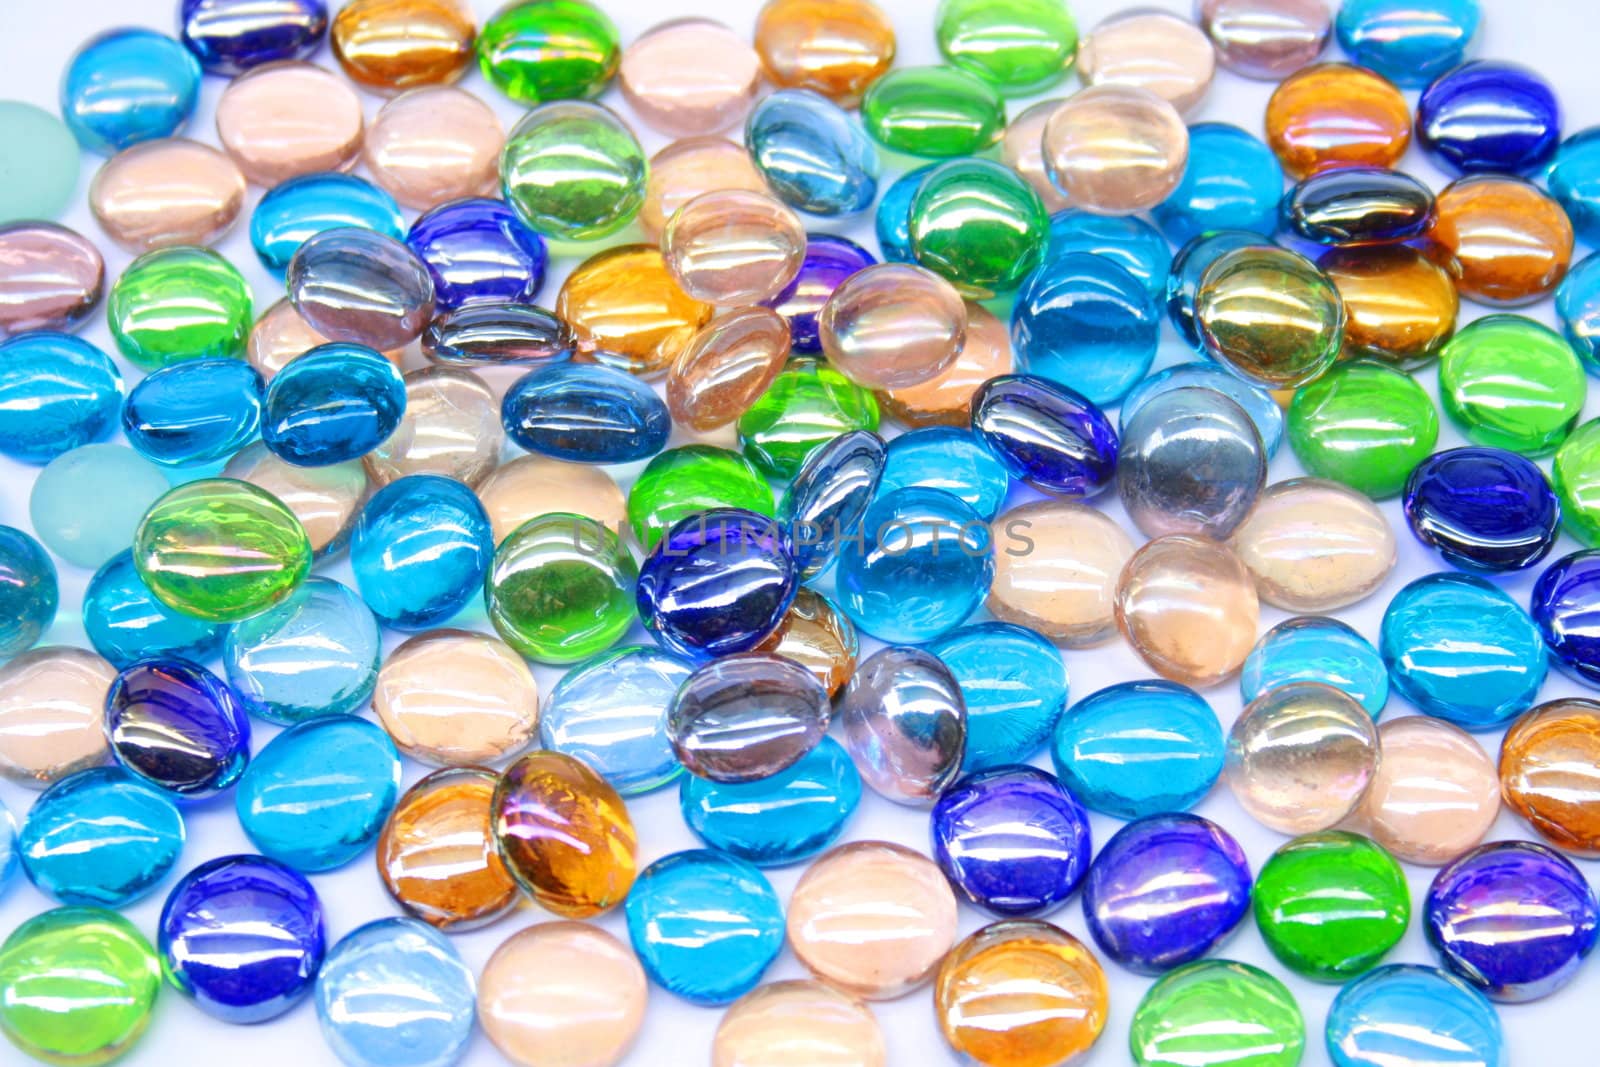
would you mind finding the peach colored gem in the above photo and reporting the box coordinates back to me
[713,980,886,1067]
[363,87,504,211]
[621,18,762,138]
[988,500,1135,647]
[1001,99,1070,214]
[664,189,807,307]
[820,263,967,390]
[248,298,332,380]
[89,139,245,253]
[641,137,771,243]
[373,629,539,766]
[1043,85,1189,216]
[364,366,504,488]
[1198,0,1332,80]
[0,647,114,788]
[879,303,1012,429]
[216,61,365,186]
[1362,716,1499,865]
[669,306,792,433]
[1115,534,1259,688]
[223,442,369,556]
[1229,477,1397,611]
[754,587,859,697]
[1078,9,1218,115]
[477,454,629,545]
[1226,681,1379,835]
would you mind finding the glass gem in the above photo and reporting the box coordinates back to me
[986,500,1134,646]
[215,61,363,185]
[315,917,475,1067]
[713,980,885,1067]
[1438,314,1584,455]
[350,474,493,630]
[821,265,965,391]
[666,191,806,308]
[1336,0,1479,86]
[1130,959,1303,1067]
[1122,361,1284,458]
[1283,166,1434,245]
[1226,681,1379,835]
[0,527,54,660]
[377,767,519,931]
[1558,252,1600,372]
[1287,360,1438,498]
[1166,230,1260,348]
[223,443,367,558]
[1362,716,1499,866]
[0,647,114,787]
[1011,253,1159,406]
[105,659,249,798]
[89,139,245,253]
[669,654,830,783]
[1429,176,1573,306]
[754,0,896,106]
[927,622,1065,773]
[1533,551,1600,687]
[1241,616,1387,716]
[1084,815,1251,976]
[1418,60,1559,174]
[1043,85,1189,214]
[252,172,404,274]
[1197,244,1343,388]
[1254,831,1410,981]
[247,298,337,380]
[0,221,103,338]
[620,18,759,137]
[18,768,183,907]
[1078,8,1215,113]
[641,136,771,243]
[1045,210,1171,299]
[107,246,252,370]
[223,578,380,724]
[1052,679,1224,819]
[1118,387,1267,540]
[83,553,221,671]
[1426,841,1598,1002]
[861,66,1003,158]
[629,445,774,552]
[29,445,168,571]
[1116,536,1259,689]
[423,302,572,372]
[0,102,79,224]
[932,765,1091,917]
[909,159,1047,298]
[1320,245,1459,367]
[761,234,874,351]
[1264,62,1411,178]
[1152,122,1282,246]
[181,0,328,74]
[477,0,618,102]
[1198,0,1330,79]
[739,357,880,480]
[332,0,476,92]
[287,228,435,351]
[754,588,858,696]
[500,101,644,240]
[122,358,261,469]
[159,854,325,1024]
[876,164,935,263]
[485,513,637,664]
[407,197,547,313]
[681,734,859,866]
[1001,100,1069,213]
[363,87,503,210]
[1556,418,1600,546]
[836,645,967,805]
[1500,698,1600,854]
[540,645,688,794]
[478,454,627,544]
[747,89,879,216]
[1549,127,1600,247]
[365,367,503,488]
[263,344,406,467]
[880,302,1013,429]
[0,333,119,463]
[936,0,1076,92]
[0,907,159,1067]
[935,920,1109,1066]
[879,427,1008,521]
[1381,573,1545,730]
[60,28,199,154]
[1326,964,1503,1067]
[669,308,791,433]
[236,717,399,871]
[1404,447,1560,572]
[493,750,638,918]
[972,375,1119,498]
[558,244,712,375]
[376,629,538,768]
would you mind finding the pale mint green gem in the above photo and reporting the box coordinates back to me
[30,445,171,570]
[0,102,80,223]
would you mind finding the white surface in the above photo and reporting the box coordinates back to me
[1,0,1598,1064]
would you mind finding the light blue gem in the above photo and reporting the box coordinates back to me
[1326,963,1504,1067]
[0,799,14,891]
[123,357,264,467]
[351,474,494,630]
[60,28,200,153]
[1120,361,1285,458]
[83,549,224,669]
[1556,252,1600,375]
[746,89,879,216]
[1242,617,1389,718]
[680,735,860,866]
[0,527,57,660]
[928,622,1067,773]
[264,342,407,467]
[539,645,692,795]
[1045,210,1172,298]
[878,427,1011,520]
[875,164,937,262]
[224,577,381,724]
[252,173,406,274]
[1012,252,1160,407]
[0,332,122,464]
[1336,0,1481,87]
[1152,123,1284,245]
[18,767,184,907]
[1549,129,1600,248]
[29,444,170,571]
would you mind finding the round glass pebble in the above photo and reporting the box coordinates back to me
[1122,362,1283,458]
[1321,245,1459,367]
[1500,698,1600,855]
[819,263,965,390]
[1011,253,1159,406]
[986,499,1133,646]
[0,527,56,660]
[181,0,328,74]
[106,658,250,798]
[423,302,572,372]
[743,363,880,489]
[250,174,402,277]
[476,0,619,103]
[122,358,262,468]
[1549,128,1600,248]
[0,101,80,224]
[1198,0,1330,79]
[557,243,713,375]
[1430,176,1573,306]
[878,427,1008,521]
[502,361,670,464]
[1418,60,1558,174]
[1326,964,1503,1067]
[89,139,245,254]
[936,0,1077,92]
[928,622,1065,773]
[486,512,637,664]
[18,767,184,907]
[30,444,169,570]
[712,979,886,1067]
[1283,166,1435,245]
[1044,211,1171,299]
[669,654,829,782]
[408,197,547,312]
[500,101,644,240]
[620,18,760,137]
[1130,959,1304,1067]
[1405,447,1560,572]
[477,454,626,544]
[0,220,104,338]
[373,629,537,768]
[908,159,1047,298]
[1077,8,1215,113]
[60,28,200,154]
[107,246,252,370]
[377,767,519,931]
[0,646,115,787]
[861,66,1003,158]
[1198,244,1344,388]
[365,367,502,488]
[628,445,774,552]
[83,552,223,669]
[1242,617,1387,717]
[1336,0,1479,86]
[1363,716,1499,866]
[1116,535,1260,689]
[753,0,896,106]
[1166,230,1259,348]
[837,646,967,806]
[746,90,878,217]
[1439,315,1585,456]
[1288,360,1439,498]
[1043,84,1189,215]
[1152,122,1283,245]
[640,135,769,243]
[541,645,691,794]
[1118,387,1266,540]
[972,374,1119,498]
[263,343,406,467]
[1265,62,1411,178]
[668,307,792,432]
[362,87,502,208]
[287,229,435,351]
[351,474,492,630]
[1227,682,1379,835]
[1254,831,1410,981]
[664,189,805,307]
[223,577,380,724]
[1230,479,1398,612]
[1558,252,1600,373]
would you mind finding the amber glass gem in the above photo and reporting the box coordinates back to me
[558,245,714,377]
[1500,698,1600,856]
[754,0,896,106]
[1429,176,1574,306]
[1265,63,1410,180]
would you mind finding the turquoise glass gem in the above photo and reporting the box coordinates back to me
[928,622,1067,773]
[1120,361,1284,458]
[1052,680,1224,819]
[539,645,693,795]
[250,173,405,274]
[264,343,407,467]
[1153,123,1285,246]
[1166,230,1261,349]
[122,358,264,467]
[0,526,57,660]
[0,332,122,464]
[29,444,171,571]
[59,28,200,153]
[0,101,80,223]
[83,550,224,669]
[1242,617,1389,718]
[235,717,401,872]
[1047,210,1173,299]
[0,800,13,889]
[1012,252,1160,406]
[350,474,494,630]
[879,427,1011,521]
[624,850,784,1006]
[223,577,381,725]
[746,89,879,216]
[1549,129,1600,248]
[874,164,936,263]
[1336,0,1481,87]
[779,429,886,582]
[1557,252,1600,374]
[18,768,184,907]
[1326,963,1504,1067]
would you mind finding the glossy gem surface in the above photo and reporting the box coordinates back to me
[1130,959,1303,1067]
[377,767,519,931]
[928,622,1066,773]
[1326,963,1503,1067]
[1287,360,1438,499]
[106,659,249,798]
[18,768,184,907]
[680,735,860,866]
[1254,832,1409,981]
[351,474,493,631]
[1404,447,1560,572]
[1438,315,1585,455]
[486,512,636,664]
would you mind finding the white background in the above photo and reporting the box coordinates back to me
[1,0,1598,1064]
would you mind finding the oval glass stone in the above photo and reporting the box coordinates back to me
[423,302,572,370]
[754,0,896,106]
[1255,831,1410,981]
[215,61,363,185]
[836,645,967,805]
[641,136,770,244]
[61,28,200,154]
[106,659,250,798]
[754,588,859,697]
[628,445,775,552]
[1230,478,1397,612]
[620,18,759,137]
[0,221,104,338]
[476,0,619,102]
[669,307,792,432]
[972,375,1119,498]
[1438,314,1585,456]
[1078,8,1215,113]
[263,343,407,467]
[987,499,1134,646]
[1011,253,1160,406]
[501,101,644,240]
[1118,387,1266,540]
[1500,698,1600,855]
[1265,62,1411,178]
[746,89,879,216]
[1404,447,1560,573]
[1227,682,1379,835]
[1336,0,1479,86]
[333,0,475,91]
[712,979,886,1067]
[777,429,885,581]
[1121,361,1284,458]
[928,622,1066,773]
[377,767,519,931]
[1199,0,1330,79]
[18,767,183,907]
[1363,716,1499,866]
[1242,616,1388,717]
[477,454,627,544]
[664,189,805,307]
[906,159,1048,298]
[362,87,503,209]
[879,427,1008,521]
[0,101,79,224]
[558,244,713,375]
[1550,128,1600,248]
[740,357,880,481]
[223,443,368,558]
[287,228,435,351]
[407,197,548,312]
[1558,252,1600,373]
[0,332,122,463]
[29,444,170,571]
[107,246,253,370]
[351,475,492,631]
[89,139,245,253]
[1556,418,1600,548]
[1130,959,1303,1067]
[1532,551,1600,688]
[222,577,380,724]
[181,0,328,74]
[669,654,830,783]
[503,361,670,464]
[1198,244,1343,388]
[373,628,537,768]
[1045,211,1172,298]
[1326,964,1503,1067]
[1320,245,1459,367]
[122,357,263,467]
[540,645,689,795]
[0,527,55,660]
[1418,60,1559,175]
[1152,122,1283,246]
[250,173,403,274]
[937,0,1077,92]
[861,66,1003,158]
[364,367,504,488]
[0,646,116,787]
[83,553,222,671]
[1117,536,1260,689]
[1283,166,1435,245]
[486,512,637,664]
[1043,84,1189,214]
[1429,176,1573,306]
[246,297,336,380]
[819,263,966,389]
[1288,360,1439,498]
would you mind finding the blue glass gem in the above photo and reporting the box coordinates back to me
[0,332,122,464]
[762,234,875,352]
[1082,814,1252,975]
[223,577,381,723]
[160,853,326,1024]
[746,89,879,216]
[1417,60,1561,175]
[879,427,1010,521]
[874,164,936,263]
[236,717,400,872]
[540,645,693,795]
[408,197,549,313]
[931,765,1091,917]
[502,361,669,464]
[1335,0,1481,87]
[1326,964,1505,1067]
[18,767,184,907]
[0,799,13,890]
[1555,252,1600,374]
[1548,129,1600,249]
[423,302,574,368]
[1152,123,1283,246]
[59,28,200,153]
[264,343,406,467]
[122,358,263,467]
[624,850,784,1005]
[179,0,329,74]
[1052,680,1224,819]
[1010,253,1159,407]
[83,550,224,669]
[637,508,798,659]
[1403,447,1560,573]
[1380,573,1547,730]
[1044,211,1172,299]
[350,474,493,630]
[1282,166,1435,245]
[1426,841,1599,1002]
[315,917,476,1067]
[1120,361,1284,458]
[0,526,58,661]
[1531,550,1600,688]
[836,487,992,643]
[1242,617,1389,718]
[972,375,1119,498]
[1166,230,1262,349]
[779,429,885,582]
[679,735,861,866]
[927,622,1067,773]
[30,444,170,571]
[251,173,405,274]
[106,659,250,798]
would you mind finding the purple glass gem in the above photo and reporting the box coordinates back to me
[105,658,250,798]
[761,234,875,351]
[159,854,326,1023]
[1082,813,1253,975]
[1403,446,1560,574]
[179,0,329,75]
[971,374,1119,498]
[668,653,832,783]
[1426,840,1599,1002]
[1532,549,1600,687]
[406,198,548,313]
[931,765,1092,916]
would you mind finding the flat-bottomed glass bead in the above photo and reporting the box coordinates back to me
[1404,447,1560,572]
[1499,698,1600,854]
[363,87,503,210]
[641,136,771,243]
[222,443,367,558]
[1121,361,1283,457]
[1362,716,1498,865]
[485,513,636,663]
[1043,85,1188,214]
[376,629,538,767]
[1226,681,1379,834]
[500,102,644,240]
[364,367,503,488]
[83,553,223,670]
[1320,245,1458,367]
[620,19,760,137]
[1287,361,1438,498]
[1326,964,1503,1067]
[927,622,1065,772]
[629,446,774,552]
[407,197,545,313]
[739,357,879,480]
[1011,253,1159,406]
[476,0,619,103]
[1130,959,1303,1067]
[1429,176,1573,306]
[1283,166,1434,245]
[332,0,476,93]
[754,0,894,105]
[215,61,363,185]
[1264,63,1410,178]
[712,980,886,1067]
[377,767,519,930]
[18,768,183,907]
[180,0,328,74]
[1241,616,1387,715]
[351,475,492,630]
[668,308,792,432]
[0,103,78,224]
[0,647,114,786]
[106,659,249,798]
[822,264,966,389]
[861,66,1003,158]
[1077,9,1216,114]
[1197,244,1343,388]
[1231,478,1397,611]
[1118,387,1266,539]
[0,528,55,660]
[477,454,626,544]
[909,160,1047,298]
[1116,535,1259,688]
[1152,122,1283,244]
[1198,0,1330,79]
[1557,251,1600,372]
[936,0,1077,92]
[557,245,712,375]
[60,28,200,154]
[1335,0,1479,86]
[972,375,1119,498]
[1555,418,1600,546]
[680,735,859,865]
[0,221,103,338]
[1417,60,1559,174]
[540,645,688,794]
[423,302,572,372]
[122,359,262,468]
[90,139,245,253]
[1254,831,1409,981]
[107,246,252,370]
[665,190,805,307]
[0,332,121,463]
[30,444,169,570]
[1438,315,1584,454]
[1044,211,1171,299]
[746,90,879,217]
[288,229,435,351]
[669,654,830,782]
[251,173,403,274]
[836,646,966,804]
[223,577,380,724]
[987,500,1133,646]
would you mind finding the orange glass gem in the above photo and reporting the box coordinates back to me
[670,307,793,433]
[558,244,714,377]
[1429,176,1574,307]
[1265,62,1410,180]
[332,0,477,94]
[641,137,771,244]
[754,587,859,696]
[1320,245,1458,368]
[878,303,1013,428]
[755,0,897,106]
[1500,698,1600,856]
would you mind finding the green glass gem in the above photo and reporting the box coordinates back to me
[627,445,774,551]
[1130,960,1305,1067]
[501,100,646,241]
[860,66,1005,158]
[1253,831,1410,982]
[936,0,1079,93]
[1438,313,1587,456]
[910,158,1048,297]
[0,907,160,1067]
[485,512,638,664]
[1555,417,1600,547]
[134,478,312,623]
[0,101,79,223]
[738,357,880,481]
[1287,360,1439,499]
[107,246,253,371]
[477,0,620,103]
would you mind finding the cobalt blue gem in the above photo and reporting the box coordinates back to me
[160,853,326,1024]
[1403,447,1560,573]
[762,234,875,351]
[1418,60,1561,175]
[746,89,879,216]
[637,508,798,660]
[179,0,329,74]
[105,658,250,798]
[874,163,936,263]
[83,550,224,669]
[971,375,1119,499]
[1082,814,1252,975]
[1282,166,1435,245]
[931,765,1092,917]
[502,361,669,464]
[0,526,57,660]
[264,343,406,467]
[0,332,122,464]
[1556,251,1600,374]
[1531,550,1600,689]
[1381,573,1547,730]
[350,474,493,630]
[1335,0,1481,87]
[407,197,549,312]
[680,735,861,866]
[624,850,784,1005]
[1011,253,1159,406]
[1548,129,1600,248]
[59,28,200,153]
[878,427,1010,521]
[251,173,405,274]
[1052,679,1224,819]
[539,645,693,795]
[18,767,185,907]
[1326,964,1505,1067]
[1426,840,1599,1003]
[1166,230,1261,349]
[223,577,381,724]
[423,302,574,368]
[1152,123,1283,246]
[927,622,1067,773]
[779,429,886,581]
[1045,210,1172,299]
[1121,361,1284,458]
[1242,616,1389,717]
[122,358,263,467]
